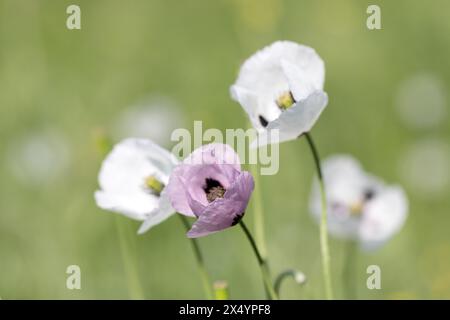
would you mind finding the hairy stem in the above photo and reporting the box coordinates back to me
[249,144,268,259]
[239,220,278,300]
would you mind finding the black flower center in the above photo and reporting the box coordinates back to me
[259,115,269,128]
[203,178,226,203]
[363,189,375,201]
[231,213,244,226]
[350,188,377,215]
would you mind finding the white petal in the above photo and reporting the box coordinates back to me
[322,155,369,204]
[251,91,328,148]
[280,59,323,101]
[137,189,175,234]
[233,41,325,97]
[95,138,178,222]
[231,41,325,136]
[95,190,159,221]
[359,186,408,251]
[309,154,384,240]
[230,85,280,132]
[98,138,178,194]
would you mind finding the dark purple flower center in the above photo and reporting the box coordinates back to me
[259,115,269,127]
[203,178,226,203]
[350,188,377,215]
[363,188,375,201]
[231,213,244,226]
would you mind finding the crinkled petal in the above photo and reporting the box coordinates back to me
[184,164,241,207]
[95,138,178,225]
[251,91,328,148]
[231,41,325,135]
[230,85,280,132]
[232,41,325,96]
[167,163,241,216]
[187,172,254,238]
[183,143,241,170]
[94,190,159,221]
[223,171,255,203]
[98,138,177,193]
[165,165,196,217]
[137,189,175,234]
[187,200,244,238]
[280,59,323,101]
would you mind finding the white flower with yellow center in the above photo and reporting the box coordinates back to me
[309,155,408,251]
[230,40,328,148]
[95,138,178,234]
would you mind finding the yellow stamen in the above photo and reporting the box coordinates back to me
[349,202,363,215]
[276,91,295,110]
[145,176,164,196]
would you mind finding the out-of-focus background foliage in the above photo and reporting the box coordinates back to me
[1,0,449,299]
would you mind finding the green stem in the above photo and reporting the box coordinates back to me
[274,269,306,297]
[304,132,334,300]
[115,217,145,299]
[343,240,357,299]
[179,215,213,300]
[239,220,278,300]
[249,163,268,259]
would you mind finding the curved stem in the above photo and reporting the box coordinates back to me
[179,215,213,300]
[274,269,306,297]
[115,217,145,299]
[239,220,278,300]
[304,132,334,300]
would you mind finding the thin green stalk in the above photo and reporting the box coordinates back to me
[179,215,213,300]
[343,240,357,299]
[239,220,278,300]
[274,269,306,297]
[304,132,334,300]
[115,217,145,299]
[249,163,268,259]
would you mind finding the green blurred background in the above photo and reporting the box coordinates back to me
[1,0,449,299]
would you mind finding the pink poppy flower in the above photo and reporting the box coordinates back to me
[166,143,254,238]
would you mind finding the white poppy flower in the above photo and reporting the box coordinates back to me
[309,155,408,251]
[94,138,179,234]
[230,40,328,148]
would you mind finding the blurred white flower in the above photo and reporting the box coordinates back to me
[95,138,179,234]
[114,97,185,147]
[309,155,408,251]
[230,40,328,148]
[399,138,450,197]
[6,130,70,186]
[395,73,447,130]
